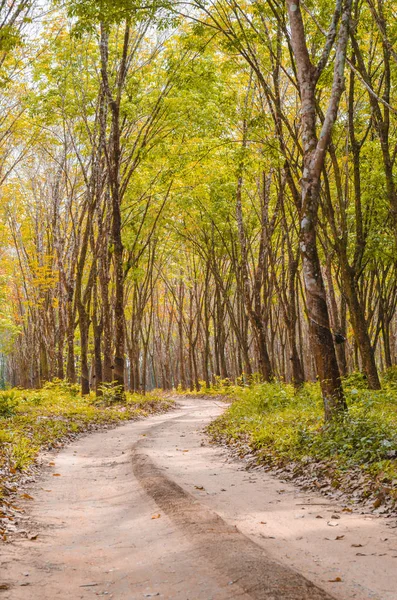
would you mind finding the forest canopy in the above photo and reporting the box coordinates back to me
[0,0,396,422]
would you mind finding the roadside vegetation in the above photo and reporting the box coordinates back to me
[0,380,173,501]
[206,370,397,510]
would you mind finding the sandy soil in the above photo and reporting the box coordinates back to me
[1,397,396,599]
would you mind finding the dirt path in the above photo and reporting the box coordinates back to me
[1,398,396,600]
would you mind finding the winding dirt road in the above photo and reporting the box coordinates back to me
[1,398,396,600]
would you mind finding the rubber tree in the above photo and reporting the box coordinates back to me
[286,0,352,419]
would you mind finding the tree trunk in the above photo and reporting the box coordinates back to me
[57,306,65,380]
[340,263,381,388]
[78,308,90,395]
[286,0,352,418]
[324,259,348,377]
[300,193,346,419]
[92,314,103,395]
[112,206,125,393]
[66,288,76,383]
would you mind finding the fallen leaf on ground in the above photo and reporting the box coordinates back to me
[373,495,384,509]
[151,514,161,519]
[52,473,61,477]
[335,535,345,540]
[48,462,55,466]
[21,493,34,500]
[194,485,204,490]
[328,577,342,583]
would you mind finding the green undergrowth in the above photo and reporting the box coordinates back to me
[0,380,174,498]
[207,370,397,506]
[175,375,253,397]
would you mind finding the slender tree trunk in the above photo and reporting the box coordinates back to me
[300,194,346,418]
[340,263,381,388]
[100,261,113,382]
[79,310,90,395]
[100,23,126,397]
[324,260,348,377]
[66,287,76,383]
[39,339,49,383]
[288,261,305,387]
[57,306,65,380]
[287,0,352,418]
[92,298,103,395]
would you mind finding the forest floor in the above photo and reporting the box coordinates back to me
[1,397,397,600]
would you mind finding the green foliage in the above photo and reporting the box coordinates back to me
[10,435,36,471]
[342,371,369,390]
[42,378,80,396]
[0,390,18,417]
[97,382,124,405]
[0,25,22,54]
[64,0,174,32]
[208,381,397,486]
[126,390,172,410]
[382,367,397,388]
[174,376,232,396]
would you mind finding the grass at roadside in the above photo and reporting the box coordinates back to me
[207,370,397,510]
[0,380,174,502]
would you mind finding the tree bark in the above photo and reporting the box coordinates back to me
[287,0,352,418]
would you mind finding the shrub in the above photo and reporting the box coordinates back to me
[0,390,18,418]
[383,366,397,388]
[43,378,80,396]
[97,382,124,405]
[343,371,369,390]
[208,380,397,479]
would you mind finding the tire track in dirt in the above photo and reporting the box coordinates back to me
[132,447,335,600]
